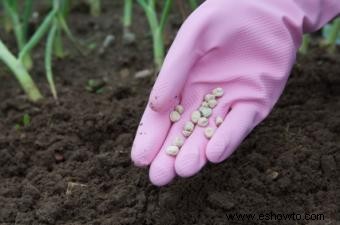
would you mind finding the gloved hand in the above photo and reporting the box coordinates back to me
[131,0,340,186]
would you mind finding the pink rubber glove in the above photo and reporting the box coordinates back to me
[131,0,340,186]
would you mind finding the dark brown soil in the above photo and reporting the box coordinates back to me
[0,1,339,225]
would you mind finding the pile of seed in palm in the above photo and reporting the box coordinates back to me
[166,87,224,156]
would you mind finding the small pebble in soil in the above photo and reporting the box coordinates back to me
[191,111,201,123]
[208,99,217,108]
[212,87,224,97]
[182,130,192,137]
[184,121,194,132]
[204,94,215,102]
[197,117,209,127]
[166,145,180,156]
[170,111,181,122]
[175,105,184,114]
[172,136,184,147]
[215,116,223,127]
[199,106,212,118]
[204,127,215,139]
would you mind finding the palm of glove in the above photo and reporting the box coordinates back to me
[131,0,300,186]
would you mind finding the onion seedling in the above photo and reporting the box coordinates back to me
[0,1,60,101]
[137,0,172,70]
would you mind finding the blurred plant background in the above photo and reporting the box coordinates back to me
[0,0,339,102]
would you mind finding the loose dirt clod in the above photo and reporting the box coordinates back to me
[191,110,201,123]
[212,87,224,97]
[172,136,184,147]
[197,117,209,127]
[204,127,215,139]
[166,145,180,156]
[184,121,194,132]
[215,116,223,127]
[199,106,212,118]
[170,111,181,122]
[175,105,184,114]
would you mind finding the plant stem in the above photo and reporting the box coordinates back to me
[153,28,164,70]
[22,0,34,40]
[0,40,42,101]
[137,0,172,70]
[123,0,133,29]
[3,0,33,70]
[19,7,58,62]
[88,0,101,17]
[299,35,310,55]
[45,22,58,99]
[327,18,340,53]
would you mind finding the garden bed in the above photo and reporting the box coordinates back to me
[0,1,339,225]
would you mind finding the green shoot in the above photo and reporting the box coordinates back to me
[299,34,310,55]
[22,113,31,127]
[45,20,59,99]
[87,0,101,17]
[324,18,340,53]
[85,79,106,93]
[123,0,135,44]
[123,0,133,29]
[15,113,31,129]
[188,0,198,10]
[137,0,172,70]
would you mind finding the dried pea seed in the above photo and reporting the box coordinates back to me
[184,121,194,132]
[212,87,224,97]
[197,117,208,127]
[204,127,215,139]
[172,136,184,147]
[199,106,212,118]
[170,111,181,122]
[204,94,215,102]
[182,130,192,137]
[175,105,184,114]
[208,99,217,108]
[201,101,209,107]
[166,145,180,156]
[215,116,223,127]
[191,111,201,123]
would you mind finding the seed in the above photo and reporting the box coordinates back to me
[175,105,184,114]
[172,136,184,147]
[204,94,215,102]
[166,145,180,156]
[182,130,192,137]
[215,116,223,127]
[201,101,209,107]
[212,87,224,97]
[191,110,201,123]
[197,117,208,127]
[199,106,212,118]
[170,111,181,122]
[208,99,217,108]
[184,121,194,132]
[204,127,215,139]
